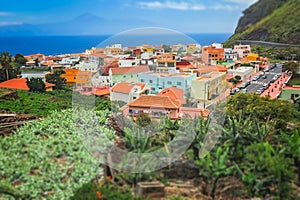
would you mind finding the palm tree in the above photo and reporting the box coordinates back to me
[0,52,12,81]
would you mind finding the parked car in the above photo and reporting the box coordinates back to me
[262,75,267,79]
[239,83,247,89]
[252,76,259,81]
[246,80,251,86]
[241,88,247,93]
[256,89,263,95]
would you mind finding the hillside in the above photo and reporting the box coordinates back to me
[226,0,300,45]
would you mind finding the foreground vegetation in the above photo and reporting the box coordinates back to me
[0,92,299,199]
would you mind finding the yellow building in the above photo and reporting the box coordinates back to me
[187,44,199,54]
[191,72,227,101]
[61,69,93,87]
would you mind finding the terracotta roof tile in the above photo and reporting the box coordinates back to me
[110,65,150,75]
[129,95,180,109]
[0,78,54,91]
[111,82,146,94]
[94,88,110,96]
[158,86,186,104]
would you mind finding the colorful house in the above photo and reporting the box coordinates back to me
[233,44,251,59]
[110,82,149,103]
[109,65,150,84]
[191,72,227,101]
[201,45,224,65]
[139,72,197,95]
[158,86,186,105]
[0,78,54,91]
[128,95,181,119]
[61,69,93,87]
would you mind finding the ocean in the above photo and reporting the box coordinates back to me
[0,33,231,56]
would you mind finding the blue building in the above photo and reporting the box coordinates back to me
[139,72,196,95]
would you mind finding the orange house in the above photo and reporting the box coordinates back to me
[61,69,93,87]
[128,95,181,119]
[201,46,224,65]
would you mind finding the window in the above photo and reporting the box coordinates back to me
[149,80,153,83]
[123,75,126,78]
[177,82,182,86]
[167,81,172,85]
[141,79,144,82]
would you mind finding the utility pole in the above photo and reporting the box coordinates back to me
[203,81,207,108]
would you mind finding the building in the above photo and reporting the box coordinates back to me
[88,53,106,65]
[224,48,238,62]
[118,57,139,67]
[74,61,98,72]
[227,66,253,81]
[201,45,224,65]
[21,71,48,81]
[109,65,150,84]
[128,95,181,119]
[233,44,251,59]
[191,72,227,101]
[158,86,186,105]
[154,53,177,73]
[61,69,93,87]
[0,78,54,91]
[110,82,149,103]
[139,72,197,95]
[187,44,200,54]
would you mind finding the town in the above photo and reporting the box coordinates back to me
[0,42,297,120]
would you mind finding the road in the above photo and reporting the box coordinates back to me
[245,63,283,94]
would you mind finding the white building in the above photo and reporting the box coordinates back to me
[118,58,139,67]
[233,44,251,59]
[228,66,253,81]
[74,61,98,72]
[110,82,149,103]
[224,48,238,62]
[59,56,80,65]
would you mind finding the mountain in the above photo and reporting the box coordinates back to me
[226,0,300,45]
[0,13,157,36]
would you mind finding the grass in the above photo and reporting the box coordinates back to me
[287,76,300,85]
[0,89,111,116]
[0,90,72,116]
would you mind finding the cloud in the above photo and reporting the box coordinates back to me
[137,1,243,11]
[0,12,13,16]
[211,4,239,11]
[225,0,258,4]
[137,1,206,11]
[0,22,23,26]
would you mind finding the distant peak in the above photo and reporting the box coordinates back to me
[73,13,103,22]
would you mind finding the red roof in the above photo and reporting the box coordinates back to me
[110,66,150,75]
[0,78,54,91]
[129,95,180,109]
[158,86,186,105]
[94,88,110,96]
[111,82,146,94]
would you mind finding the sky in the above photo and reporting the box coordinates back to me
[0,0,258,34]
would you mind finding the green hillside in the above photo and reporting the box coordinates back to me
[226,0,300,45]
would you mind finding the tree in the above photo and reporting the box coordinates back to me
[45,69,66,90]
[14,53,27,67]
[0,52,12,81]
[162,44,172,53]
[284,61,299,77]
[26,78,46,93]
